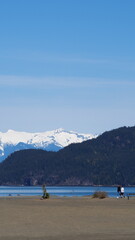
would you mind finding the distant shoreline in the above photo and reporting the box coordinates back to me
[1,184,135,187]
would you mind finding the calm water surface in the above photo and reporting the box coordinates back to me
[0,186,135,197]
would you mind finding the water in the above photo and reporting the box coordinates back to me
[0,186,135,197]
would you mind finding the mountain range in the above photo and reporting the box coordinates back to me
[0,126,135,186]
[0,128,96,162]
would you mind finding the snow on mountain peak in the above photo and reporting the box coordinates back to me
[0,129,97,162]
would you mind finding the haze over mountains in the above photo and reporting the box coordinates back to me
[0,128,96,162]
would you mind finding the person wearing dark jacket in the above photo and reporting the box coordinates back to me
[117,185,121,198]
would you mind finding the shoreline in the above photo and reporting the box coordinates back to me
[1,184,135,187]
[1,185,135,198]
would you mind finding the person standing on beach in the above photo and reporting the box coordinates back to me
[120,186,125,198]
[117,185,121,197]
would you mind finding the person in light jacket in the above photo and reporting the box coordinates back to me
[120,186,125,198]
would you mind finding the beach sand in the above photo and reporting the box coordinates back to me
[0,196,135,240]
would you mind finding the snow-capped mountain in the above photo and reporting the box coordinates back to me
[0,128,96,162]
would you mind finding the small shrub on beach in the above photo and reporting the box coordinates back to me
[92,191,108,199]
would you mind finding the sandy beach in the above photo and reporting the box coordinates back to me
[0,196,135,240]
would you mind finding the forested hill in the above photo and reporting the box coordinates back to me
[0,126,135,186]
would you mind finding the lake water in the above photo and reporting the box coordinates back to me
[0,186,135,198]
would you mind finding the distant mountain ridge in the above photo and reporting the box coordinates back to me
[0,128,96,162]
[0,126,135,186]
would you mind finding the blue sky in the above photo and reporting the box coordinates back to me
[0,0,135,134]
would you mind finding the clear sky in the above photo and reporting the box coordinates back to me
[0,0,135,134]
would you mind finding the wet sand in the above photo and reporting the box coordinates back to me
[0,196,135,240]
